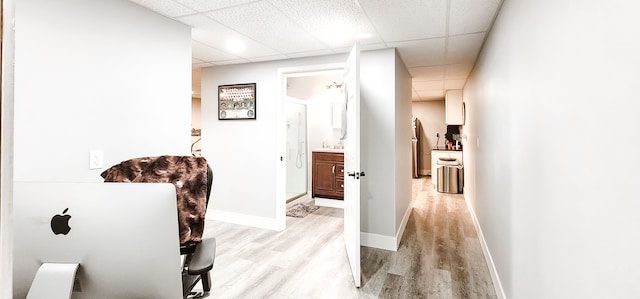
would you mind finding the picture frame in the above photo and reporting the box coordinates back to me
[218,83,256,120]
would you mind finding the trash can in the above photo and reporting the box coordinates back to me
[436,165,464,194]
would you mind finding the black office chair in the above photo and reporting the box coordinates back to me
[181,164,216,298]
[100,156,216,298]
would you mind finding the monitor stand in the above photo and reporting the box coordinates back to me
[27,263,79,299]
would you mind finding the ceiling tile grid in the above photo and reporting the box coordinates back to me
[192,41,239,62]
[205,1,327,53]
[445,32,486,65]
[129,0,195,17]
[268,0,383,48]
[449,0,502,35]
[389,38,446,67]
[127,0,503,101]
[358,0,448,42]
[173,0,258,12]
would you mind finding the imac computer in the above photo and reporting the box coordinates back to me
[13,182,183,299]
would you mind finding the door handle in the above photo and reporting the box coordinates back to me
[332,165,335,174]
[347,171,366,179]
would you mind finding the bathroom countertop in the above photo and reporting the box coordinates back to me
[312,148,344,153]
[432,147,463,152]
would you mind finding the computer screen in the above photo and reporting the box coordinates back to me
[13,182,183,299]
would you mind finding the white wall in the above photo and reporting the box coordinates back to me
[393,50,413,236]
[6,0,191,297]
[1,0,16,296]
[14,0,192,182]
[464,0,640,297]
[360,48,412,244]
[412,100,446,174]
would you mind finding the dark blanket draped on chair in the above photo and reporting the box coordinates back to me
[101,155,208,245]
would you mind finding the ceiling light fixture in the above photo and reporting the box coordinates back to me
[355,32,372,39]
[225,39,245,53]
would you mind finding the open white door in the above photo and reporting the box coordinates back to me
[342,44,362,287]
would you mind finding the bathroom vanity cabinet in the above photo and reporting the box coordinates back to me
[312,151,344,200]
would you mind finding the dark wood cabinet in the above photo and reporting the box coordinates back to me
[312,151,344,200]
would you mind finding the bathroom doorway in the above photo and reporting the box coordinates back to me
[285,98,307,202]
[282,69,345,207]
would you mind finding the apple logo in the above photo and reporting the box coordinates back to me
[51,208,72,235]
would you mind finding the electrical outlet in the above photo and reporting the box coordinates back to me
[89,150,103,169]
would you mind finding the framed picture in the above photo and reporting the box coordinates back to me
[218,83,256,120]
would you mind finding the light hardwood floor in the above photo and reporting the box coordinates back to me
[203,177,497,298]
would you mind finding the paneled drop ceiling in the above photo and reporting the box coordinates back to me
[128,0,502,101]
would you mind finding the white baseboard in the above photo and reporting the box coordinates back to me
[361,205,413,252]
[314,197,344,209]
[463,195,506,299]
[207,209,280,231]
[395,204,412,249]
[361,232,397,251]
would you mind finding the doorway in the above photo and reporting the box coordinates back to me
[276,64,345,230]
[282,70,345,207]
[277,46,361,288]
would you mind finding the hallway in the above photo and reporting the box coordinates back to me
[203,177,496,298]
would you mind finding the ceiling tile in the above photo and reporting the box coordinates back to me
[268,0,383,48]
[247,54,291,62]
[287,49,336,59]
[192,41,239,62]
[328,43,388,56]
[413,80,444,91]
[127,0,500,98]
[358,43,389,52]
[389,38,446,68]
[449,0,501,35]
[444,64,473,79]
[359,0,448,42]
[173,0,257,13]
[128,0,195,17]
[445,79,466,89]
[206,1,326,53]
[446,32,485,64]
[417,89,444,97]
[179,15,282,59]
[193,61,217,68]
[176,13,216,27]
[416,96,444,101]
[408,65,444,80]
[214,58,252,65]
